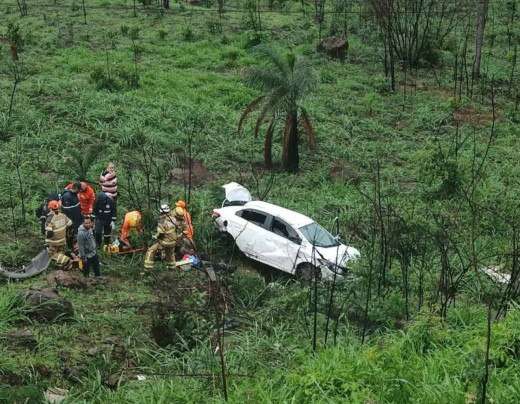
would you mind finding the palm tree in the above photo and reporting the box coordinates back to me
[238,47,318,172]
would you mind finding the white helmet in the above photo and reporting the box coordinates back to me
[159,203,170,214]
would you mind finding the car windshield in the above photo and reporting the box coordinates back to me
[299,222,339,248]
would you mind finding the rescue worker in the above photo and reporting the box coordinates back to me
[99,162,117,202]
[92,192,116,247]
[175,200,194,240]
[36,193,60,235]
[119,210,143,250]
[144,204,178,270]
[45,200,73,270]
[61,183,83,235]
[173,206,194,256]
[65,181,95,217]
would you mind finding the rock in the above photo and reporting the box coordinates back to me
[34,364,52,378]
[87,347,100,356]
[169,159,212,187]
[23,288,74,322]
[104,373,121,389]
[317,36,348,60]
[47,270,88,289]
[44,387,68,404]
[5,328,37,350]
[62,366,82,383]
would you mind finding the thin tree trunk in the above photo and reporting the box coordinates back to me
[479,303,492,404]
[473,0,489,80]
[8,79,19,119]
[82,0,87,24]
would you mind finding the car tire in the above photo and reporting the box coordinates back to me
[296,263,321,282]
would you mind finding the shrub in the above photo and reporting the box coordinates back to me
[181,26,194,41]
[158,28,168,40]
[90,66,120,91]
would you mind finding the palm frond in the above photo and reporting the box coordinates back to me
[238,96,265,134]
[246,68,286,92]
[254,103,273,138]
[292,60,318,100]
[254,45,290,80]
[68,144,99,181]
[300,107,316,150]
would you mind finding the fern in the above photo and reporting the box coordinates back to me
[68,144,99,181]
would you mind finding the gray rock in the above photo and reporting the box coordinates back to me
[23,288,74,322]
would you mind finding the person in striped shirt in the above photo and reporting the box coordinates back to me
[100,162,117,201]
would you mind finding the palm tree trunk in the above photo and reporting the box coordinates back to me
[282,111,299,173]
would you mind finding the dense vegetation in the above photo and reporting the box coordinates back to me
[1,0,520,402]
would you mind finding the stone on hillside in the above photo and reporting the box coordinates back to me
[5,328,37,350]
[47,270,88,289]
[317,36,348,60]
[23,288,74,322]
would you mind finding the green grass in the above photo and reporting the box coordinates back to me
[1,0,520,402]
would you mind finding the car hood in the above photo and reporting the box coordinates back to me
[315,244,360,266]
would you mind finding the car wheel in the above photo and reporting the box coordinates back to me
[296,263,321,282]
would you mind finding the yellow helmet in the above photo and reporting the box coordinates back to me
[174,206,185,219]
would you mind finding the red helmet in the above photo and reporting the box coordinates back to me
[48,200,61,211]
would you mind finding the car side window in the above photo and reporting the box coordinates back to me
[271,218,301,244]
[238,209,268,227]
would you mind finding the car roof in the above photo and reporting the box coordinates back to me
[243,201,314,228]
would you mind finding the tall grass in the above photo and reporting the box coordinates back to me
[0,287,24,334]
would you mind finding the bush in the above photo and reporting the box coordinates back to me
[90,66,120,91]
[158,28,168,40]
[120,24,129,36]
[181,26,194,41]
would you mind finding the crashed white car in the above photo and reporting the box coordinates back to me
[212,183,360,281]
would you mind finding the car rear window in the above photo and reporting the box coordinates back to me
[238,209,267,227]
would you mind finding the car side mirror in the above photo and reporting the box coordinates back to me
[335,234,343,242]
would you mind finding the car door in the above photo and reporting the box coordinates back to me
[261,217,303,274]
[231,209,274,265]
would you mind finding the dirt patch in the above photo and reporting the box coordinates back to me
[169,159,213,187]
[0,370,24,386]
[329,160,361,184]
[453,105,497,127]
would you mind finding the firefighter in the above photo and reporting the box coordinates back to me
[61,183,83,234]
[45,201,73,270]
[119,210,143,250]
[175,200,194,240]
[65,181,95,217]
[92,192,117,247]
[36,193,60,235]
[173,206,194,256]
[144,204,178,270]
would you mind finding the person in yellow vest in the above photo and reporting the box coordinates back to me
[119,210,143,250]
[45,200,73,270]
[144,204,178,270]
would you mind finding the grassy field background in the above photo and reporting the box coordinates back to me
[1,0,520,402]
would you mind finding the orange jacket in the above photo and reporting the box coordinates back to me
[175,200,194,240]
[120,211,142,246]
[183,210,194,240]
[65,182,95,215]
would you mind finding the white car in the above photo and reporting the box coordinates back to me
[212,183,360,281]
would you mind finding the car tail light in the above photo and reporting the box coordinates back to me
[211,210,220,218]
